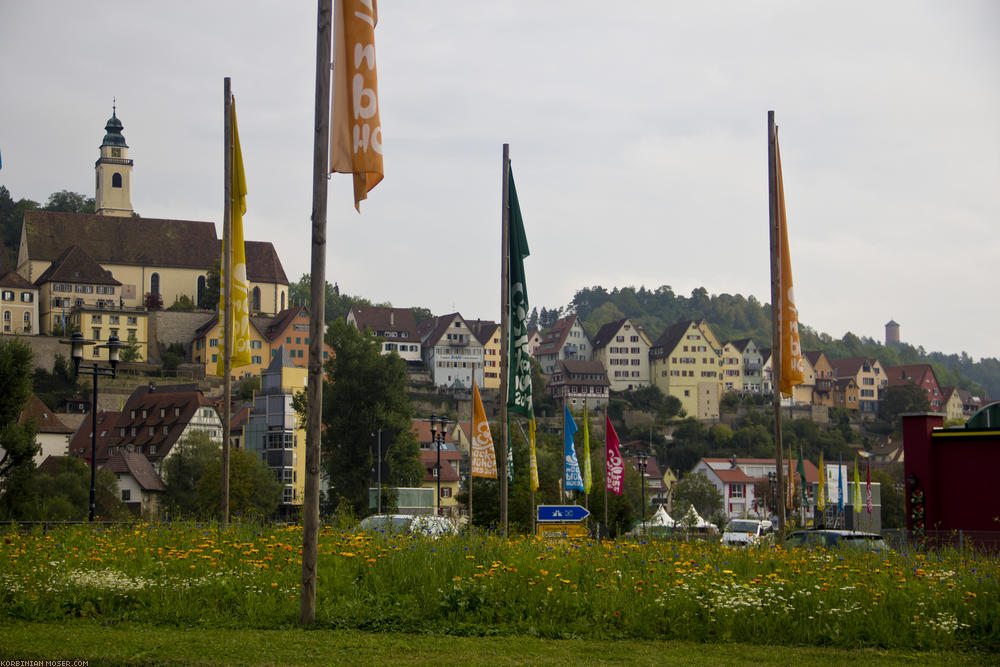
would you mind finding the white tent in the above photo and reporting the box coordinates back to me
[680,506,717,532]
[648,505,674,527]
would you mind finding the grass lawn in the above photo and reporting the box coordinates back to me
[1,621,994,666]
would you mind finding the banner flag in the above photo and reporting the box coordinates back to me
[853,460,862,514]
[774,129,805,396]
[216,98,252,377]
[470,383,497,479]
[564,405,584,491]
[838,456,844,513]
[507,430,514,483]
[866,459,873,514]
[582,404,592,494]
[506,169,534,420]
[331,0,383,210]
[605,415,624,495]
[528,418,539,492]
[797,448,807,509]
[817,451,826,511]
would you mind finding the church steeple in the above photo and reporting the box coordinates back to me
[95,101,134,217]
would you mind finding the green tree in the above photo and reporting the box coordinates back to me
[167,295,197,312]
[880,383,930,430]
[32,355,80,411]
[160,431,219,518]
[237,377,261,402]
[119,330,143,363]
[196,448,282,519]
[0,338,38,493]
[160,343,185,374]
[671,471,724,522]
[44,190,95,213]
[871,469,905,529]
[319,319,422,516]
[1,457,127,521]
[200,261,220,310]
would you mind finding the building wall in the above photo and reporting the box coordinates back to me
[193,320,269,382]
[596,320,650,392]
[1,285,39,336]
[650,322,722,419]
[71,309,149,362]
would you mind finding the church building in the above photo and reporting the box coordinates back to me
[16,107,290,331]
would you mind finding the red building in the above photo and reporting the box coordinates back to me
[902,406,1000,547]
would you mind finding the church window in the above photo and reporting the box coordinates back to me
[112,172,123,188]
[150,273,160,296]
[281,292,285,310]
[197,276,206,308]
[252,287,261,312]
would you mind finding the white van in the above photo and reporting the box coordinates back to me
[721,519,773,547]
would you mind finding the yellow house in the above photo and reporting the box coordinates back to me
[72,309,150,363]
[649,320,723,420]
[719,341,744,394]
[241,345,307,514]
[192,314,269,382]
[468,320,501,390]
[0,269,39,336]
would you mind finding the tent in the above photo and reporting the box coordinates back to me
[679,506,718,533]
[648,505,674,527]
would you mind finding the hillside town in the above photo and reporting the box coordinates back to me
[1,110,995,536]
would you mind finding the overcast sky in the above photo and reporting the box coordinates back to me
[2,2,998,360]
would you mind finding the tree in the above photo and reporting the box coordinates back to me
[319,319,422,516]
[871,469,904,529]
[237,377,261,402]
[119,330,143,363]
[32,355,80,412]
[0,339,38,491]
[160,343,185,374]
[0,457,128,521]
[880,383,930,430]
[196,448,282,519]
[160,431,220,518]
[200,261,220,310]
[671,471,724,522]
[43,190,95,213]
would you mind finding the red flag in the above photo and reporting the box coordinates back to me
[605,416,624,495]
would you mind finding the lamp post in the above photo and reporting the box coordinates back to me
[429,414,449,516]
[637,449,648,534]
[60,331,123,521]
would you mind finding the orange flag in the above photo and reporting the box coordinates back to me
[331,0,384,210]
[470,383,497,479]
[775,128,804,396]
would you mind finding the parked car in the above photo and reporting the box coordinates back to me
[785,529,890,552]
[359,514,458,538]
[721,519,773,547]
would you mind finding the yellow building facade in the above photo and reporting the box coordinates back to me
[649,320,723,420]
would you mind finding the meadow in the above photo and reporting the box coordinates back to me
[0,521,997,656]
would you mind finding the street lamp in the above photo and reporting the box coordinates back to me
[60,331,123,521]
[637,449,648,534]
[429,414,449,516]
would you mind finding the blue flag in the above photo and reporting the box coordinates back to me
[564,405,584,491]
[837,456,844,513]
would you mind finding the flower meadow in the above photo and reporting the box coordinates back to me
[1,522,997,652]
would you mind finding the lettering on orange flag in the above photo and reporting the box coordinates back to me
[471,383,497,479]
[332,0,383,210]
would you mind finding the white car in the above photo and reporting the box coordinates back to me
[721,519,773,547]
[359,514,457,538]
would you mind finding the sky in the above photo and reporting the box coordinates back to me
[2,1,998,360]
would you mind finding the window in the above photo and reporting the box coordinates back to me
[1,291,12,301]
[441,487,452,498]
[109,315,120,324]
[112,172,123,188]
[252,287,261,312]
[20,292,32,302]
[121,489,131,501]
[127,316,137,325]
[150,273,160,296]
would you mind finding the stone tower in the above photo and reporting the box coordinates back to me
[94,104,134,216]
[885,319,900,345]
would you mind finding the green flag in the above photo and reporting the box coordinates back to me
[506,168,533,419]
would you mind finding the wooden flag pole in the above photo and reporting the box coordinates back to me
[498,144,510,534]
[768,110,787,532]
[468,396,474,525]
[300,0,331,628]
[221,76,232,528]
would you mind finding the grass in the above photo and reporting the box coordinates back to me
[1,521,998,659]
[1,621,993,666]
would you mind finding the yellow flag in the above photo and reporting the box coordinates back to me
[528,418,539,492]
[470,383,497,479]
[775,129,804,396]
[217,98,252,377]
[331,0,384,210]
[817,451,826,511]
[853,460,862,514]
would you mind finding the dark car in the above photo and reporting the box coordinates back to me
[785,529,890,552]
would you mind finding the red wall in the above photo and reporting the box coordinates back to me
[903,413,1000,537]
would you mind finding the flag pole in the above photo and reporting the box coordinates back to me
[468,391,474,525]
[498,144,511,534]
[300,0,331,628]
[768,110,787,532]
[221,76,233,528]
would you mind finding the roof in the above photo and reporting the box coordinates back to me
[267,344,297,370]
[418,313,477,347]
[550,359,610,387]
[411,419,456,446]
[102,452,166,492]
[830,357,879,378]
[350,305,419,337]
[34,245,121,286]
[18,394,73,434]
[728,338,758,354]
[883,364,938,388]
[803,350,829,367]
[193,313,266,339]
[466,319,499,343]
[101,110,128,148]
[420,450,460,482]
[0,269,35,289]
[67,411,120,459]
[534,315,584,357]
[592,318,629,350]
[22,210,287,283]
[649,320,700,359]
[700,456,821,483]
[261,306,306,341]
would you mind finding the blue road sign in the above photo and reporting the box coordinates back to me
[537,505,590,522]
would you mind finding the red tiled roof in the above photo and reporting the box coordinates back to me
[102,451,165,491]
[18,394,73,434]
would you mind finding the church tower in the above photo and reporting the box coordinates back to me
[94,104,134,216]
